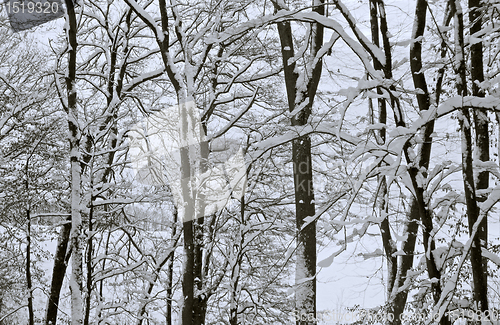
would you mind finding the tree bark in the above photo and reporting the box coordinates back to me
[404,2,449,324]
[166,208,177,325]
[45,219,71,325]
[390,4,452,324]
[469,0,489,315]
[274,0,324,323]
[83,203,93,325]
[64,0,83,324]
[369,0,397,300]
[26,210,34,325]
[449,1,489,320]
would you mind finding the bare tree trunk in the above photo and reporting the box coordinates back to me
[390,4,452,324]
[26,209,34,325]
[23,154,34,325]
[369,0,397,301]
[181,175,195,325]
[293,138,316,325]
[179,98,201,325]
[229,197,247,325]
[64,0,83,323]
[274,0,324,323]
[192,142,210,325]
[391,202,419,324]
[449,2,489,321]
[45,218,71,325]
[406,2,450,324]
[166,208,177,325]
[193,217,204,324]
[83,203,93,325]
[469,0,489,314]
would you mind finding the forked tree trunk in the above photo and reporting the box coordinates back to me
[409,0,445,309]
[274,0,324,323]
[390,3,452,324]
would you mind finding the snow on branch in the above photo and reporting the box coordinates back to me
[409,95,500,133]
[333,0,386,66]
[210,88,259,140]
[481,248,500,267]
[251,122,361,162]
[122,0,164,42]
[427,186,500,324]
[207,10,383,80]
[123,68,165,94]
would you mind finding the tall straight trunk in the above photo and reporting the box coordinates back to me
[180,143,195,325]
[179,98,206,325]
[293,137,316,325]
[83,203,93,325]
[192,218,207,325]
[369,0,397,300]
[154,1,202,323]
[371,0,435,320]
[24,158,34,325]
[274,1,324,323]
[449,2,488,320]
[369,0,448,321]
[469,0,489,313]
[403,2,450,324]
[165,208,177,325]
[409,0,445,308]
[452,1,488,316]
[192,133,210,325]
[26,209,34,325]
[229,197,246,325]
[165,256,173,325]
[64,0,83,324]
[45,218,71,325]
[179,125,208,325]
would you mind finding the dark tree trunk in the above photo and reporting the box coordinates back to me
[84,205,93,325]
[378,2,450,323]
[274,1,324,323]
[469,0,489,315]
[391,4,452,324]
[407,2,448,324]
[26,209,34,325]
[45,219,71,325]
[193,139,209,325]
[449,1,489,320]
[181,211,195,325]
[369,0,397,301]
[391,202,419,324]
[293,136,317,325]
[193,216,208,325]
[166,209,177,325]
